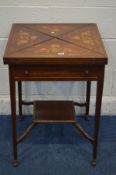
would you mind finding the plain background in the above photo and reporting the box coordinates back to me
[0,0,116,115]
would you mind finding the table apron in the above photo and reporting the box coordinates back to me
[12,65,104,81]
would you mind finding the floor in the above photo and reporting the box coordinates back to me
[0,115,116,175]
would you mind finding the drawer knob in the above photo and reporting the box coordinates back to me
[85,70,89,74]
[25,71,29,75]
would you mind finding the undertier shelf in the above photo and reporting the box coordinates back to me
[33,100,76,123]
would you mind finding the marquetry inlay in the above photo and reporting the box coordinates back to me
[4,23,107,60]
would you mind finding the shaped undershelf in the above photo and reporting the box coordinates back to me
[33,100,76,123]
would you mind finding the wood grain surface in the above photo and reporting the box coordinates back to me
[3,23,107,65]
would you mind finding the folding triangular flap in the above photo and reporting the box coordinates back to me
[6,25,52,54]
[23,24,84,37]
[59,25,106,56]
[10,38,103,58]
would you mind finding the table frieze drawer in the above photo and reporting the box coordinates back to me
[14,66,104,81]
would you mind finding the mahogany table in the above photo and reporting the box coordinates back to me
[3,23,108,166]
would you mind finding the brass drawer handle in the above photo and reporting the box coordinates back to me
[84,70,89,75]
[24,70,29,75]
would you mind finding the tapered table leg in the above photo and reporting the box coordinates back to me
[9,66,18,166]
[85,81,91,120]
[92,79,104,166]
[18,81,23,120]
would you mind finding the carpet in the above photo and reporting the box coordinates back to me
[0,115,116,175]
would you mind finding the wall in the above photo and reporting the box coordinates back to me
[0,0,116,115]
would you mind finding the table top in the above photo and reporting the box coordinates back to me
[3,23,108,65]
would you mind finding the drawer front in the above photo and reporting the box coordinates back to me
[14,65,104,81]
